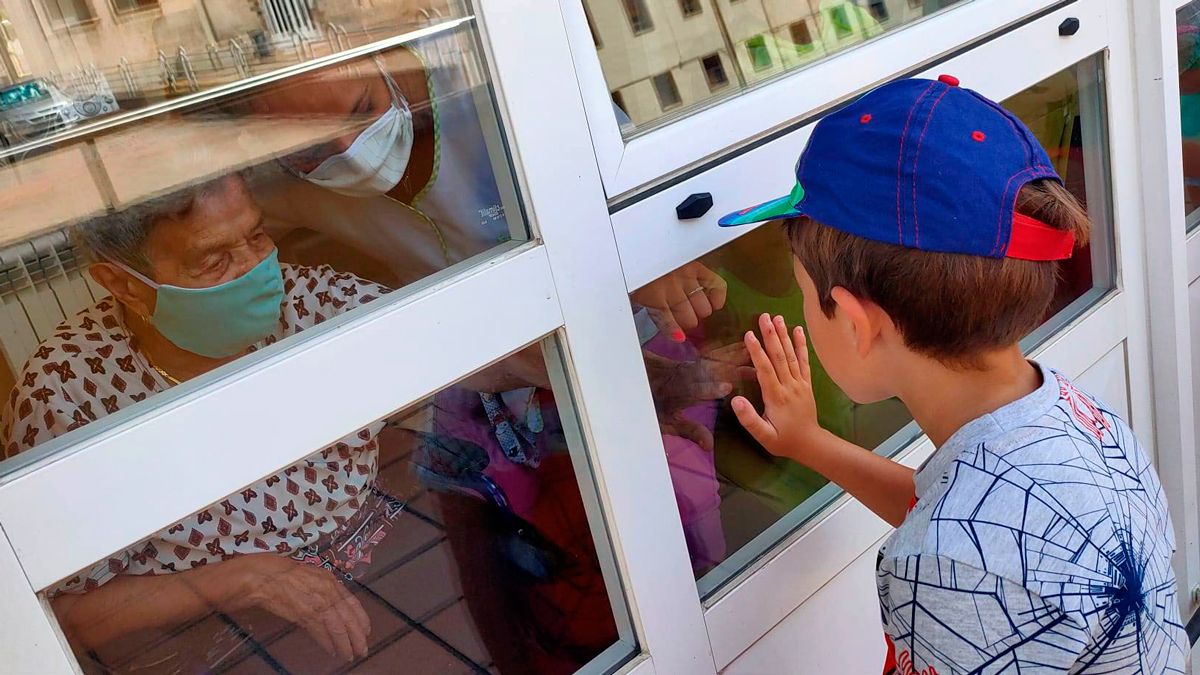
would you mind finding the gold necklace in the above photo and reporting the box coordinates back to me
[148,360,181,386]
[125,309,183,386]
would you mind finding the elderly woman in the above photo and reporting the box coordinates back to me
[1,172,393,666]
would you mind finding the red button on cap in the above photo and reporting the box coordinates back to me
[938,74,960,87]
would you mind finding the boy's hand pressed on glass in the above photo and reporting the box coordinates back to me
[730,314,822,455]
[732,313,915,527]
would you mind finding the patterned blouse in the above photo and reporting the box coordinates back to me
[1,263,390,594]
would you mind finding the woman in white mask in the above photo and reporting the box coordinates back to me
[295,61,416,199]
[248,38,512,290]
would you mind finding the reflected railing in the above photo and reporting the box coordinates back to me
[0,17,472,162]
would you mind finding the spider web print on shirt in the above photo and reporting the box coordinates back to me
[878,366,1187,674]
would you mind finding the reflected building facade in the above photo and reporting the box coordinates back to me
[587,0,953,129]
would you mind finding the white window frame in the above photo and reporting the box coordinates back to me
[0,2,716,672]
[596,0,1195,666]
[1145,0,1200,660]
[1156,0,1200,278]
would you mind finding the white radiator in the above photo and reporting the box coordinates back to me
[0,230,106,376]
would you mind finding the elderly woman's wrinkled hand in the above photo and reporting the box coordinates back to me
[644,341,754,451]
[212,554,371,662]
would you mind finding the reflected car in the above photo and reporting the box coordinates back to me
[0,78,76,145]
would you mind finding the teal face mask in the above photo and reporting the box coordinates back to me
[113,249,285,358]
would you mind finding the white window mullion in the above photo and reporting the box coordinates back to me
[479,0,717,671]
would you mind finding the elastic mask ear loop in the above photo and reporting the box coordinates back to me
[375,56,411,112]
[100,254,160,289]
[99,254,159,323]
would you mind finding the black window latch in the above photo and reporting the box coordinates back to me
[676,193,714,220]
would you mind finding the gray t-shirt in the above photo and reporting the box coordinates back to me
[878,363,1187,674]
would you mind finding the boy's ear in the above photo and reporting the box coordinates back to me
[829,286,890,359]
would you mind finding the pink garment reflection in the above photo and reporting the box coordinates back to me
[429,331,724,574]
[643,330,726,573]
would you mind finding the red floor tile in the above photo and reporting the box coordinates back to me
[363,542,461,621]
[349,630,477,675]
[423,601,491,667]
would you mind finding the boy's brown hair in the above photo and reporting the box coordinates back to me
[786,179,1091,368]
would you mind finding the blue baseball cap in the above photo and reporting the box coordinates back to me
[719,75,1076,261]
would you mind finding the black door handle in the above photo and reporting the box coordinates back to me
[1059,18,1080,37]
[676,193,714,220]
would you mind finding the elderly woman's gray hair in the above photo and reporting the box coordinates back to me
[74,168,270,274]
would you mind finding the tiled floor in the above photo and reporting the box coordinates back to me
[85,429,496,675]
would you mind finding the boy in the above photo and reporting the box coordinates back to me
[720,75,1187,673]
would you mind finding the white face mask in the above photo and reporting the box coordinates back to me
[301,70,415,198]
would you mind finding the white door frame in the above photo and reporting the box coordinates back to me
[480,1,717,671]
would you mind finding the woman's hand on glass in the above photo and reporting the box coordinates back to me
[632,262,728,342]
[210,554,371,662]
[644,340,753,451]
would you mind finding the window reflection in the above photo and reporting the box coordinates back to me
[0,22,627,668]
[630,56,1115,594]
[45,343,633,674]
[0,0,469,132]
[595,0,973,135]
[623,0,655,34]
[1003,58,1111,322]
[1178,1,1200,229]
[701,53,728,91]
[0,31,526,460]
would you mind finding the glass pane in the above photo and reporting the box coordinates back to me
[0,28,528,466]
[1002,55,1115,337]
[40,340,636,674]
[1178,1,1200,230]
[628,54,1116,596]
[591,0,973,136]
[0,0,469,121]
